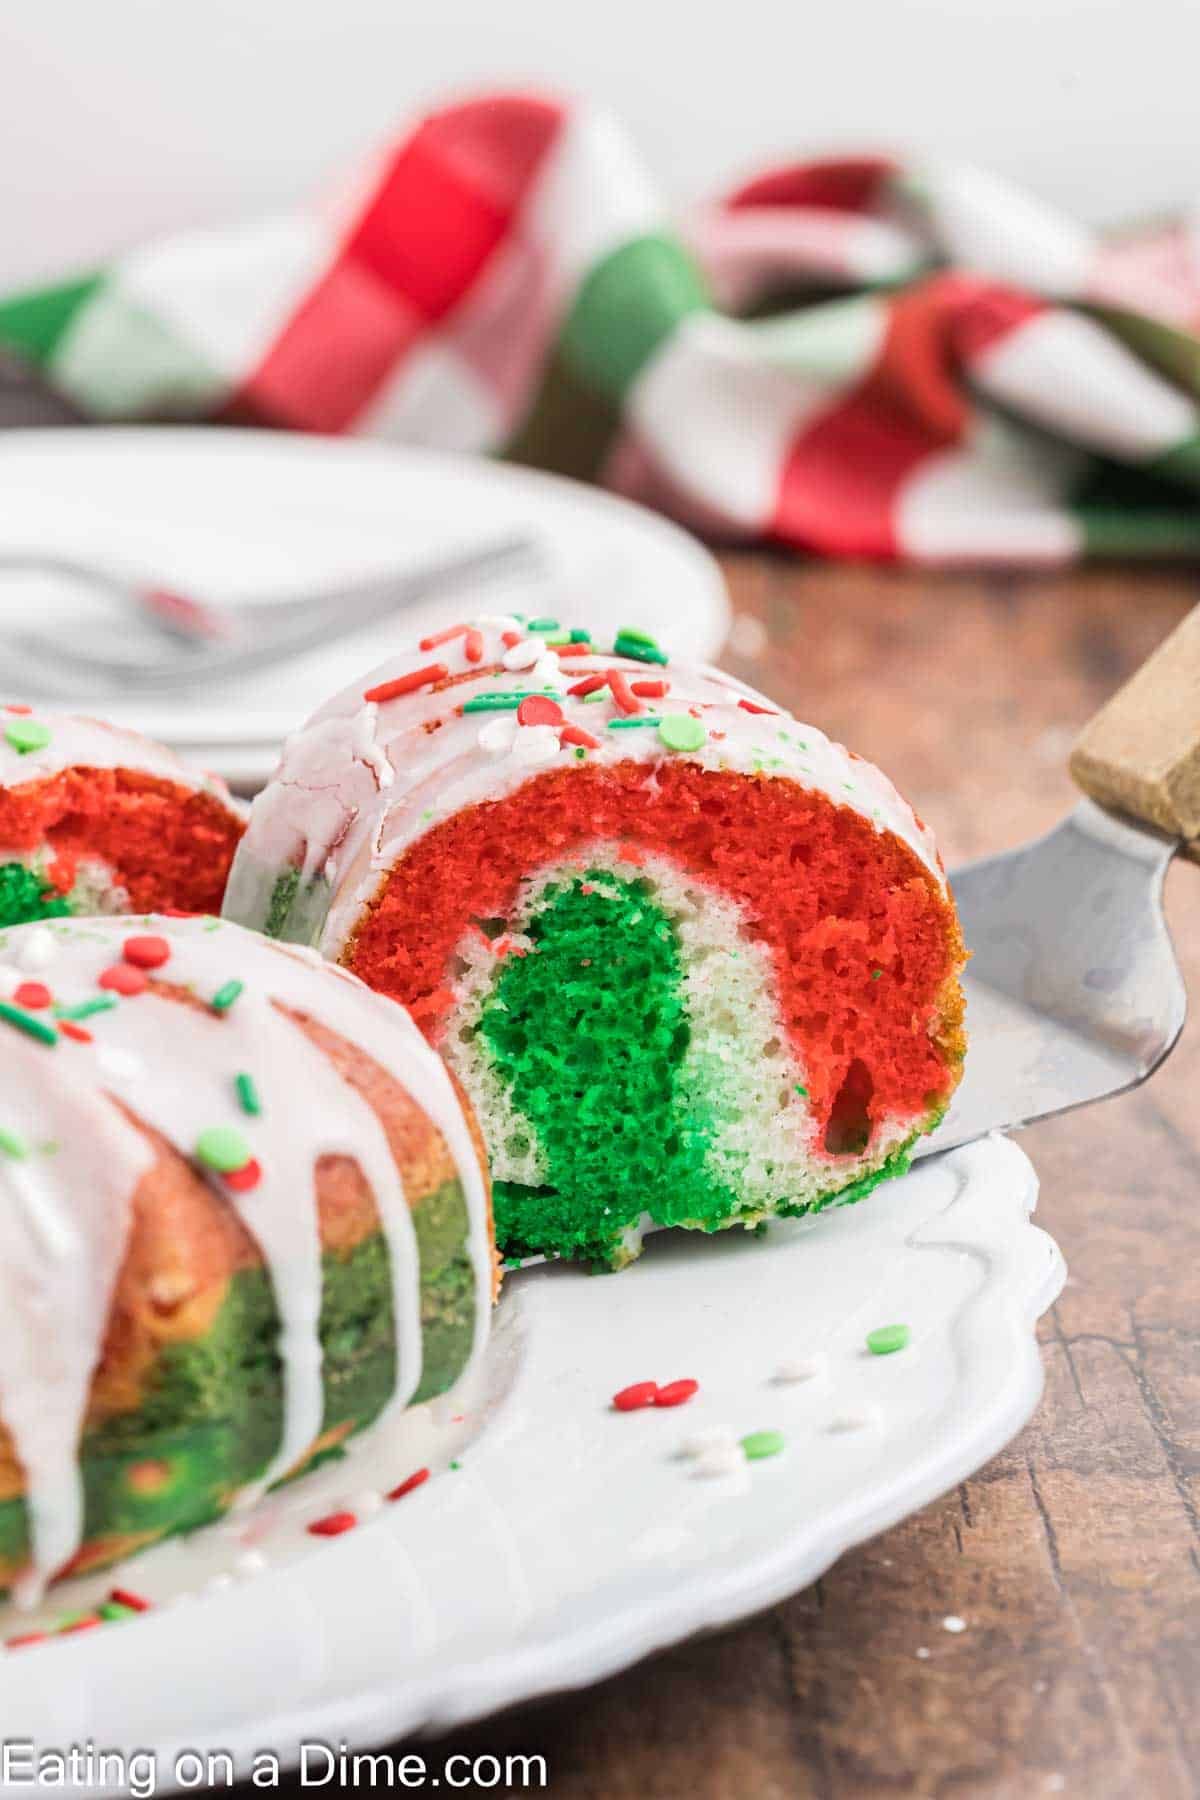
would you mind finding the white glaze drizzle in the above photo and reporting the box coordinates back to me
[0,913,490,1604]
[0,712,235,802]
[224,622,946,963]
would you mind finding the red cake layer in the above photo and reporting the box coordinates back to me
[347,762,965,1141]
[0,769,244,914]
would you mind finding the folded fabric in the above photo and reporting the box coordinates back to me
[2,92,1199,564]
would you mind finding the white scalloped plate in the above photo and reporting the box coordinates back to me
[0,1135,1062,1781]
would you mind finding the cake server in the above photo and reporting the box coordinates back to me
[916,604,1198,1158]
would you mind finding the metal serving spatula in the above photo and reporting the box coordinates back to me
[916,604,1199,1159]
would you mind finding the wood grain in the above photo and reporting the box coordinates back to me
[367,559,1200,1800]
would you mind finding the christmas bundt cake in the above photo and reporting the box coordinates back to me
[225,619,966,1269]
[0,709,244,927]
[0,913,493,1604]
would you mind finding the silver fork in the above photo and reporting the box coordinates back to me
[0,535,541,695]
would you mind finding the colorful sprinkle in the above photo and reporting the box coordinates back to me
[235,1072,262,1116]
[223,1157,263,1193]
[211,978,244,1012]
[388,1467,431,1501]
[307,1510,357,1538]
[612,1380,659,1412]
[738,699,778,716]
[109,1587,152,1613]
[3,718,51,755]
[631,679,668,698]
[794,1084,808,1097]
[98,1601,137,1623]
[607,669,641,715]
[615,626,657,647]
[658,714,707,753]
[516,695,564,728]
[0,1001,58,1046]
[363,663,448,703]
[462,690,555,713]
[13,981,51,1010]
[54,995,116,1022]
[614,631,668,665]
[866,1323,911,1356]
[740,1429,786,1461]
[59,1021,93,1043]
[194,1125,252,1174]
[527,617,560,632]
[0,1126,30,1159]
[607,716,660,729]
[464,628,484,663]
[559,724,600,751]
[567,673,608,699]
[123,935,171,970]
[98,963,147,996]
[4,1632,47,1649]
[654,1378,699,1408]
[418,623,469,651]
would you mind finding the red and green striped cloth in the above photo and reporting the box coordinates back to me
[3,92,1199,564]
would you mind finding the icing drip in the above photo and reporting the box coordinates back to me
[0,914,490,1603]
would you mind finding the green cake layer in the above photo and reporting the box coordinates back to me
[0,1177,476,1590]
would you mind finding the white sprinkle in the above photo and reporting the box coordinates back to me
[826,1407,880,1434]
[234,1549,268,1578]
[692,1442,747,1479]
[477,713,518,754]
[915,1646,931,1659]
[942,1614,967,1634]
[14,928,55,971]
[775,1353,827,1384]
[473,613,521,633]
[502,638,541,671]
[511,724,560,767]
[531,651,567,691]
[679,1425,739,1459]
[96,1046,143,1082]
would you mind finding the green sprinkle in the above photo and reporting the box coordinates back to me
[574,746,587,760]
[449,1460,462,1471]
[202,915,221,932]
[3,718,52,756]
[54,1611,94,1633]
[568,628,592,643]
[658,714,707,753]
[614,634,669,665]
[462,690,558,713]
[741,1429,785,1461]
[98,1601,136,1622]
[211,978,244,1013]
[0,1000,59,1045]
[54,995,117,1022]
[866,1323,911,1356]
[195,1125,252,1174]
[607,715,660,729]
[794,1084,808,1098]
[235,1072,262,1116]
[0,1125,30,1158]
[527,617,560,632]
[583,687,608,703]
[615,626,657,647]
[871,968,882,980]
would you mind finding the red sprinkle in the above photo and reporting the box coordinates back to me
[123,935,171,970]
[388,1467,431,1501]
[5,1632,47,1649]
[607,669,641,716]
[224,1158,263,1193]
[59,1021,93,1044]
[567,673,608,698]
[738,699,778,716]
[501,630,523,648]
[363,663,448,704]
[517,695,564,727]
[13,982,51,1010]
[419,623,469,651]
[59,1614,102,1635]
[109,1587,152,1613]
[552,641,591,657]
[613,1381,659,1412]
[653,1378,699,1408]
[98,963,148,997]
[307,1510,357,1538]
[464,628,484,664]
[560,724,600,750]
[631,679,668,698]
[3,704,32,716]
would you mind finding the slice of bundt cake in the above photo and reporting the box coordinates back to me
[0,913,493,1604]
[224,618,965,1269]
[0,708,244,926]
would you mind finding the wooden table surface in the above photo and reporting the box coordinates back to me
[401,556,1200,1800]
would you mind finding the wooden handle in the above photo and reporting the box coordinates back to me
[1070,604,1200,858]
